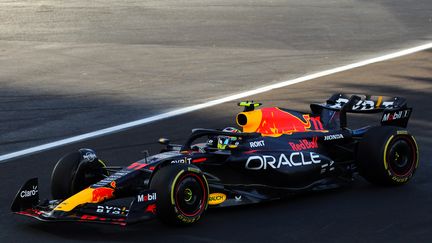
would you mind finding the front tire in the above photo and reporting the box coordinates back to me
[150,164,209,225]
[51,148,108,199]
[357,126,419,186]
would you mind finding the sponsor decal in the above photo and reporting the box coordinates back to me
[245,152,321,170]
[192,158,207,163]
[391,176,409,183]
[91,187,115,202]
[330,97,395,110]
[177,214,199,223]
[54,187,115,212]
[320,161,335,174]
[20,186,38,198]
[80,214,126,224]
[110,181,116,188]
[382,109,410,122]
[80,214,98,221]
[381,101,396,108]
[171,157,192,164]
[250,140,265,148]
[310,117,324,130]
[146,204,157,214]
[137,192,157,202]
[329,98,349,109]
[17,208,43,217]
[96,205,128,215]
[352,100,375,110]
[83,152,97,162]
[240,107,312,135]
[127,162,148,170]
[289,137,318,151]
[208,193,226,205]
[324,134,344,141]
[235,195,242,201]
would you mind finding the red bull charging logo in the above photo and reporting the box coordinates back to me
[146,204,157,214]
[257,108,311,135]
[237,107,325,136]
[91,187,115,203]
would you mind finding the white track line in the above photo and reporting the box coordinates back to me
[1,42,432,162]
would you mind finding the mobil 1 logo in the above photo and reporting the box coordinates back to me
[137,192,157,202]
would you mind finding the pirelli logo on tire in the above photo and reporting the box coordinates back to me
[208,193,226,205]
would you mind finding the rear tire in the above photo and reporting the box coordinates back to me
[357,126,419,186]
[150,164,209,225]
[51,149,108,199]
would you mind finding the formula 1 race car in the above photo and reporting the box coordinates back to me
[11,93,419,225]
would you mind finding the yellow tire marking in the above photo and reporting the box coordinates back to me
[384,133,419,176]
[203,175,209,210]
[410,135,420,169]
[383,135,394,170]
[170,169,185,205]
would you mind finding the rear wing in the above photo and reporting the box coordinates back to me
[310,93,412,128]
[312,93,407,112]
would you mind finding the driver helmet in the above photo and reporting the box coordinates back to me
[217,127,241,150]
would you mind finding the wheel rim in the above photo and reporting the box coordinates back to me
[174,173,206,217]
[387,137,416,177]
[184,188,193,202]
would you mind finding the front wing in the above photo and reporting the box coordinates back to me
[11,178,157,226]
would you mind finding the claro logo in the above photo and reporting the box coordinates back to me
[208,193,226,205]
[20,186,38,198]
[245,152,321,170]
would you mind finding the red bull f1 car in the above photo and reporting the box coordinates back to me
[11,94,419,225]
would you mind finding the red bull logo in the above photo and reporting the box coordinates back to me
[54,187,116,212]
[289,137,318,151]
[91,187,115,203]
[257,108,311,135]
[237,107,321,136]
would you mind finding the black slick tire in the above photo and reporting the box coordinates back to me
[51,149,108,199]
[150,164,209,225]
[357,126,419,186]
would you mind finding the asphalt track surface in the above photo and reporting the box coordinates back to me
[1,0,431,154]
[1,51,431,242]
[1,1,432,242]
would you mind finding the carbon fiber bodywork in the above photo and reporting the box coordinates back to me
[11,94,415,225]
